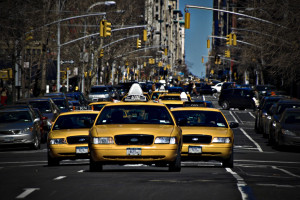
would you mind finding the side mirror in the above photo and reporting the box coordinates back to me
[229,122,239,128]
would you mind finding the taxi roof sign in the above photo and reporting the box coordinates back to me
[124,83,147,102]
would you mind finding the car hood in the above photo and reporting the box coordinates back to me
[93,124,174,137]
[0,122,34,131]
[180,126,232,136]
[49,129,90,138]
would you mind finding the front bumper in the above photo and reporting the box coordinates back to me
[90,144,178,164]
[181,143,233,160]
[0,134,35,146]
[48,144,90,159]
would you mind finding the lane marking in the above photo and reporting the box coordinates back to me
[0,161,47,164]
[272,166,300,178]
[236,159,300,164]
[256,184,298,188]
[226,168,254,200]
[16,188,40,199]
[229,111,239,123]
[240,128,263,152]
[77,170,84,173]
[53,176,66,180]
[248,112,255,118]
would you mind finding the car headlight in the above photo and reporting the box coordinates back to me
[262,112,268,118]
[267,116,272,120]
[92,137,114,144]
[212,137,231,143]
[23,127,33,133]
[154,137,177,144]
[282,129,296,136]
[50,138,66,144]
[272,121,276,127]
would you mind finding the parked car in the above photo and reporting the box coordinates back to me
[0,105,41,149]
[273,108,300,148]
[255,96,285,134]
[171,107,238,168]
[218,88,256,110]
[88,85,113,102]
[266,99,300,144]
[47,110,99,166]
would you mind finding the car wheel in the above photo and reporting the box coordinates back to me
[90,157,103,172]
[221,101,230,110]
[48,153,59,166]
[222,152,233,168]
[31,134,40,150]
[168,148,181,172]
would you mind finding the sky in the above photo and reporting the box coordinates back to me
[179,0,213,78]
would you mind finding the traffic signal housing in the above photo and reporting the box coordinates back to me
[185,12,190,29]
[104,20,112,37]
[143,29,147,41]
[226,34,232,45]
[137,39,141,48]
[225,50,230,58]
[232,33,237,46]
[100,20,104,37]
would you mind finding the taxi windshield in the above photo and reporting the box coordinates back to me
[159,95,181,101]
[172,110,228,128]
[96,105,174,125]
[52,114,98,130]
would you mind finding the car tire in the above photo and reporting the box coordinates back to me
[31,134,41,150]
[221,101,230,110]
[222,150,233,168]
[90,158,103,172]
[169,148,181,172]
[48,153,60,166]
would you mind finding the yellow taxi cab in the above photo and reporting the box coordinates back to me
[89,83,182,172]
[89,101,113,111]
[171,107,239,168]
[47,110,99,166]
[158,92,191,109]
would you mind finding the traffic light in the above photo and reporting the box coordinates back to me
[207,39,210,49]
[232,33,237,46]
[99,49,104,57]
[104,20,112,37]
[164,48,168,56]
[226,34,232,45]
[137,39,141,48]
[143,29,147,41]
[185,12,190,29]
[202,57,204,63]
[100,20,104,37]
[225,50,230,58]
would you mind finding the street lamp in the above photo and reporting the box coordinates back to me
[81,1,116,93]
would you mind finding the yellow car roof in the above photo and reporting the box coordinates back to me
[89,101,112,106]
[59,110,100,116]
[104,101,166,107]
[170,107,221,112]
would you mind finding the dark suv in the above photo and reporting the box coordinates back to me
[218,88,256,110]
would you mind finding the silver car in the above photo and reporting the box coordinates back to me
[0,106,41,149]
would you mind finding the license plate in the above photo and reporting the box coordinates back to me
[188,146,202,154]
[76,146,88,154]
[126,148,141,156]
[4,137,14,143]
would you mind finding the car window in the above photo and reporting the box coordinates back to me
[0,111,32,123]
[172,110,228,128]
[277,104,300,115]
[90,87,108,93]
[159,95,181,100]
[284,112,300,124]
[53,99,68,110]
[29,101,52,113]
[96,105,174,125]
[53,114,98,130]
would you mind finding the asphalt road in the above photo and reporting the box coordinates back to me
[0,94,299,200]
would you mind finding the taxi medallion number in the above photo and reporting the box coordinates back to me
[76,146,88,154]
[127,148,142,156]
[188,146,202,154]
